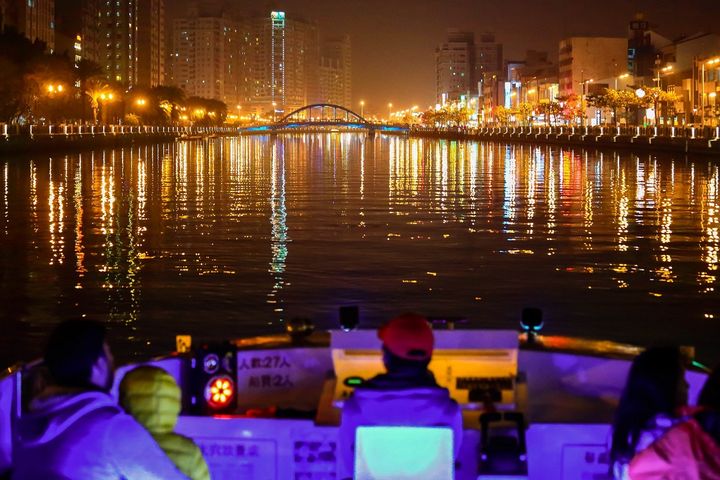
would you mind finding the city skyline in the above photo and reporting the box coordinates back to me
[239,0,720,111]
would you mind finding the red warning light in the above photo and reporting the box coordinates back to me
[204,375,234,409]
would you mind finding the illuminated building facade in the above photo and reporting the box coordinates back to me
[476,32,503,80]
[71,0,166,86]
[559,37,627,96]
[436,29,476,104]
[171,13,244,105]
[319,35,352,107]
[1,0,55,50]
[246,11,320,115]
[54,0,101,67]
[137,0,165,87]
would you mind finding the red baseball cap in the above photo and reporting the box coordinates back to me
[378,313,434,361]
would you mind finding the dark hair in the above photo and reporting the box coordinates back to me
[382,345,431,373]
[610,346,686,465]
[44,320,108,389]
[697,366,720,409]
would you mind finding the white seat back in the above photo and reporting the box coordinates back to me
[354,426,454,480]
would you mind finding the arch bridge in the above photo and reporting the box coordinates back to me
[240,103,408,135]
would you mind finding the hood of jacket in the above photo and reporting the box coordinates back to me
[119,366,181,434]
[17,391,121,447]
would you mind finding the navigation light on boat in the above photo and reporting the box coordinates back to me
[190,342,237,415]
[205,375,235,409]
[339,305,359,331]
[520,307,543,336]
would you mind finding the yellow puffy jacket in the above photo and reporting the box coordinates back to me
[119,366,211,480]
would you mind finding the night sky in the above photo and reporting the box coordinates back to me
[180,0,720,112]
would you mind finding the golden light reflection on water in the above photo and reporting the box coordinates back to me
[2,135,720,364]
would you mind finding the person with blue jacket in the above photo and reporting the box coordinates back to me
[12,320,189,480]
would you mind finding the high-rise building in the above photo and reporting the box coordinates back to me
[627,14,671,82]
[476,32,502,78]
[436,29,475,104]
[319,35,352,107]
[1,0,55,50]
[171,14,243,105]
[558,37,627,96]
[246,11,320,115]
[137,0,165,87]
[74,0,166,86]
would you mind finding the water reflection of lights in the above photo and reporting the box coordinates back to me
[503,146,517,230]
[701,167,719,293]
[546,150,556,240]
[6,137,720,359]
[583,176,593,250]
[30,160,38,235]
[268,141,289,321]
[74,155,86,283]
[2,162,7,235]
[48,158,66,265]
[616,163,629,252]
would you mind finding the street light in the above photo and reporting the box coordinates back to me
[388,102,393,121]
[615,73,630,90]
[580,79,594,126]
[46,83,65,94]
[135,98,147,107]
[359,100,365,118]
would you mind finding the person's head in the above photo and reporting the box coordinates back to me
[610,346,688,463]
[378,313,434,373]
[119,366,181,434]
[698,365,720,410]
[44,320,114,392]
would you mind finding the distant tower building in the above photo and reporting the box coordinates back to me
[54,0,89,63]
[436,29,475,104]
[319,35,352,107]
[137,0,165,87]
[2,0,55,50]
[558,37,627,96]
[246,11,320,115]
[271,11,285,109]
[171,12,243,105]
[77,0,166,86]
[476,32,503,78]
[627,13,671,84]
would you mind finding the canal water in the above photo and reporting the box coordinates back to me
[0,134,718,367]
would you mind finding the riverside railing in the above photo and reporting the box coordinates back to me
[409,125,720,153]
[0,124,239,140]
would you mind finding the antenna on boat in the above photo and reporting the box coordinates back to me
[339,306,359,331]
[520,307,544,343]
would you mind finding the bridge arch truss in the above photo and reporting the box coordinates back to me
[277,103,369,125]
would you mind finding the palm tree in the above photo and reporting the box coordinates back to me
[83,78,111,123]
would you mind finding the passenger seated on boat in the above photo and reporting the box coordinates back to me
[609,346,689,480]
[338,313,463,479]
[629,365,720,479]
[12,320,189,480]
[119,366,210,480]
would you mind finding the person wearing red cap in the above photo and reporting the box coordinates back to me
[338,313,463,478]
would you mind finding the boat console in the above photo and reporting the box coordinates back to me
[0,327,710,480]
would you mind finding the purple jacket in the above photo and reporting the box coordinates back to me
[12,391,189,480]
[339,386,463,478]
